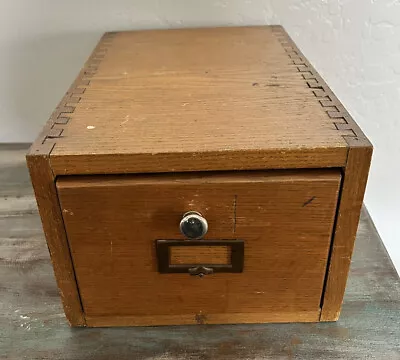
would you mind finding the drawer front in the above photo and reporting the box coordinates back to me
[57,170,341,325]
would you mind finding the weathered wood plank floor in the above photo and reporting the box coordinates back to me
[0,144,399,360]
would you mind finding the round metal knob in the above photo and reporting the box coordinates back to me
[179,211,208,239]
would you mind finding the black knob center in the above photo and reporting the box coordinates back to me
[179,211,208,239]
[181,217,204,239]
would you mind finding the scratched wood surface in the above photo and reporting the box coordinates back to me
[0,144,399,360]
[56,170,340,324]
[34,26,355,175]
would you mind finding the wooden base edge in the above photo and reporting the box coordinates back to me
[319,313,340,322]
[84,310,321,327]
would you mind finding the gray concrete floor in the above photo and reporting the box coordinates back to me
[0,144,399,360]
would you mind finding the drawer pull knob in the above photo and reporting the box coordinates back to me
[179,211,208,239]
[188,266,214,277]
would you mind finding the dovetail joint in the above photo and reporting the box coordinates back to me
[272,27,363,143]
[41,32,117,146]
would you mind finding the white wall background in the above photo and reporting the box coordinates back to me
[1,1,399,272]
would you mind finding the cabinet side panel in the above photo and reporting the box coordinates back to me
[320,143,372,321]
[26,153,85,326]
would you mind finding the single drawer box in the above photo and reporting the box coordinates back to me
[27,26,372,327]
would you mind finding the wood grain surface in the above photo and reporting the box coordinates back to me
[170,246,231,265]
[56,170,340,324]
[31,26,358,175]
[1,145,399,359]
[24,25,373,328]
[321,143,373,321]
[25,151,85,326]
[85,311,321,327]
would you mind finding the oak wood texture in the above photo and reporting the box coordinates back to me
[27,26,373,326]
[3,145,398,359]
[25,153,85,326]
[85,311,321,327]
[269,27,373,321]
[320,143,373,320]
[56,170,340,325]
[272,27,370,145]
[170,246,231,265]
[29,25,366,175]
